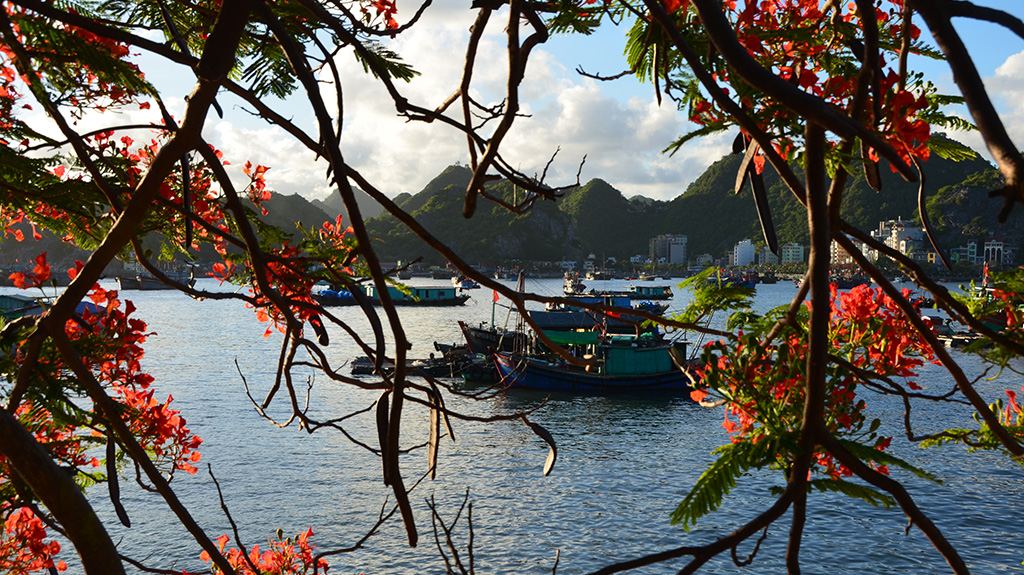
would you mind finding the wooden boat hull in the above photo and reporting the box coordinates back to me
[493,352,690,393]
[458,321,518,354]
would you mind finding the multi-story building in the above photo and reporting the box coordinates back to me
[984,238,1017,266]
[758,246,779,265]
[733,239,755,267]
[871,217,924,258]
[695,253,714,268]
[830,235,867,265]
[780,242,804,264]
[649,234,688,265]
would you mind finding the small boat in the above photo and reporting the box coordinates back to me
[566,279,673,301]
[312,287,357,306]
[717,271,758,289]
[530,294,667,333]
[115,268,196,290]
[0,294,102,319]
[459,320,519,354]
[369,285,469,306]
[492,332,692,393]
[563,272,586,295]
[452,275,480,289]
[0,294,42,319]
[626,284,673,300]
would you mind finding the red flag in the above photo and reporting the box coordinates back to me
[492,290,499,302]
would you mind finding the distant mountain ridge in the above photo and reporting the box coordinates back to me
[2,140,1014,272]
[360,138,1016,265]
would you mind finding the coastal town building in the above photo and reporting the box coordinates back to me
[649,234,688,265]
[983,238,1016,266]
[830,235,867,265]
[869,217,925,260]
[758,246,779,265]
[695,253,714,268]
[733,239,755,267]
[780,242,804,264]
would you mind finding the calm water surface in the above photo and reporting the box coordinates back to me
[22,278,1022,574]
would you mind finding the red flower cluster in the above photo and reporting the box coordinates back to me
[8,253,50,289]
[63,281,203,475]
[693,283,937,479]
[192,529,330,575]
[665,0,934,171]
[0,508,67,574]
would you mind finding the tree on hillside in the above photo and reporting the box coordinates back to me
[0,1,1022,575]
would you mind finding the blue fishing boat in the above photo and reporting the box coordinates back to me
[492,331,692,393]
[529,294,667,333]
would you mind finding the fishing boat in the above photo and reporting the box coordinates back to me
[529,294,667,333]
[492,331,692,393]
[564,274,673,300]
[115,268,196,291]
[315,284,469,306]
[368,285,469,306]
[563,272,586,295]
[458,320,520,354]
[0,294,41,319]
[626,284,673,300]
[0,294,102,319]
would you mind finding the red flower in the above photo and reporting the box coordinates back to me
[9,252,51,289]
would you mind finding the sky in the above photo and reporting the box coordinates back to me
[59,1,1024,204]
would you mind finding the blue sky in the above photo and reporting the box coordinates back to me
[75,2,1024,204]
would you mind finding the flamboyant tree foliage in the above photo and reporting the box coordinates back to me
[0,0,1022,574]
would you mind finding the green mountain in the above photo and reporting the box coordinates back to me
[655,136,999,258]
[364,164,578,265]
[2,138,1016,274]
[359,138,1020,266]
[311,185,383,222]
[559,179,661,257]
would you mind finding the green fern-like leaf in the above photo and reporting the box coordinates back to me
[670,438,777,530]
[927,135,979,162]
[663,123,733,157]
[838,439,941,484]
[353,41,420,83]
[808,478,896,509]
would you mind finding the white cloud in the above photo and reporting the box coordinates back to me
[16,6,723,205]
[944,49,1024,164]
[193,6,717,203]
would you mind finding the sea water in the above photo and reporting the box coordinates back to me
[7,277,1021,574]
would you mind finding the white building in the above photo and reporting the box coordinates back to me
[733,239,755,267]
[872,217,924,257]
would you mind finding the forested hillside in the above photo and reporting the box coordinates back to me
[1,139,1011,272]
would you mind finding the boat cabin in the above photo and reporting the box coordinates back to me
[627,284,673,299]
[365,285,461,302]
